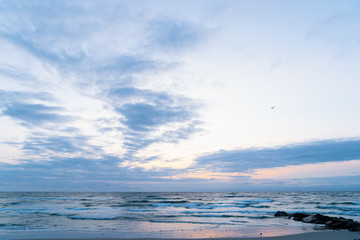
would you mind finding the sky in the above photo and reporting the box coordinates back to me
[0,0,360,191]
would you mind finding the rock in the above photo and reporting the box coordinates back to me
[291,212,310,221]
[302,214,333,224]
[347,221,360,232]
[313,214,334,224]
[302,215,316,223]
[274,211,290,217]
[325,218,356,230]
[275,211,360,232]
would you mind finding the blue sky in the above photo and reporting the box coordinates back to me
[0,0,360,191]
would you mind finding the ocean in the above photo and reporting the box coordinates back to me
[0,192,359,239]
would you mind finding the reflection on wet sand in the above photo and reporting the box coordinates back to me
[136,225,317,238]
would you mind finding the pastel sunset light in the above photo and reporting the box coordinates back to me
[0,0,360,191]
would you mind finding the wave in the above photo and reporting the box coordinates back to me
[2,208,47,213]
[236,199,274,204]
[3,202,22,206]
[155,200,189,204]
[18,197,72,200]
[329,202,360,206]
[248,216,272,219]
[66,207,94,211]
[316,205,360,212]
[1,192,359,234]
[151,202,252,209]
[82,203,97,207]
[231,220,248,223]
[250,205,270,208]
[190,214,245,218]
[111,203,151,207]
[48,213,68,216]
[129,200,151,203]
[151,203,211,209]
[147,196,183,200]
[128,209,157,212]
[149,219,235,226]
[68,216,120,220]
[221,195,245,198]
[295,210,360,217]
[112,200,189,207]
[67,215,138,221]
[0,223,27,230]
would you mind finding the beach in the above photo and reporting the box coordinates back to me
[1,230,359,240]
[1,192,359,240]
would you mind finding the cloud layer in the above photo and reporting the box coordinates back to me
[1,0,360,191]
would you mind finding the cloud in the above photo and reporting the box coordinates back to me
[109,87,172,103]
[98,55,176,76]
[0,32,84,65]
[0,90,52,103]
[147,19,203,51]
[160,120,203,143]
[1,102,72,127]
[117,103,190,132]
[108,86,202,154]
[193,139,360,173]
[1,138,359,191]
[0,153,183,191]
[0,1,205,176]
[22,135,98,155]
[0,1,98,64]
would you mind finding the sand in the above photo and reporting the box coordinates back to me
[3,230,360,240]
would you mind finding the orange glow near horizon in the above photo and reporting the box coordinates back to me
[162,160,360,182]
[250,159,360,179]
[161,170,248,180]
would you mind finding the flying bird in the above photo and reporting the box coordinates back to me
[271,106,276,109]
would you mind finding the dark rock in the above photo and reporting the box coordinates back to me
[302,214,334,224]
[274,211,290,217]
[325,218,355,230]
[302,215,316,223]
[313,214,334,224]
[276,211,360,232]
[347,221,360,231]
[291,212,310,221]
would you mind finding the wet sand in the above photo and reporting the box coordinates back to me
[4,230,360,240]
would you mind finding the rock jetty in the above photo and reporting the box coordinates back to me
[274,211,360,232]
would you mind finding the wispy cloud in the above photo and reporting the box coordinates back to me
[0,0,204,170]
[192,139,360,173]
[109,86,201,154]
[98,55,176,76]
[146,18,204,51]
[1,1,360,191]
[22,135,95,155]
[117,103,190,132]
[2,102,72,127]
[0,90,52,103]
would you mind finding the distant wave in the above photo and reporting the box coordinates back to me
[1,191,359,233]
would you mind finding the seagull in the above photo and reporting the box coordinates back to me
[271,106,275,109]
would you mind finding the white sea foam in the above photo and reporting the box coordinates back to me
[0,192,359,233]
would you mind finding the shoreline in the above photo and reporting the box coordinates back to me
[0,226,318,240]
[2,230,360,240]
[2,227,360,240]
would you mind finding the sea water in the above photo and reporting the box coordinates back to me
[0,192,359,238]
